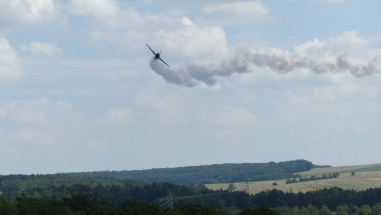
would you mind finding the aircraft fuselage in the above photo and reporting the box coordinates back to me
[146,44,170,67]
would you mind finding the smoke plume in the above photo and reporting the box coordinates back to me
[149,48,381,87]
[149,58,197,87]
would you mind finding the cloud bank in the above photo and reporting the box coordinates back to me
[0,38,23,82]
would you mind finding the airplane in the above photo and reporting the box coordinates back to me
[146,44,170,67]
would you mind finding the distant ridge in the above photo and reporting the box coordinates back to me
[64,159,321,184]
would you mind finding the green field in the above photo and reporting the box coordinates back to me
[205,163,381,194]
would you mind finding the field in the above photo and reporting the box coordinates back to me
[205,163,381,194]
[296,163,381,176]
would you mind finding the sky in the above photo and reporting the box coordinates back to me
[1,0,381,175]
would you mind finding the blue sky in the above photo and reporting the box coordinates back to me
[1,0,381,174]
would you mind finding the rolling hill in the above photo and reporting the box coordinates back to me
[205,163,381,194]
[63,159,317,183]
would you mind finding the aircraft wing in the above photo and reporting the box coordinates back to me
[146,44,156,55]
[159,57,170,67]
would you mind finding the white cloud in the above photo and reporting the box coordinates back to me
[104,108,135,123]
[202,1,269,17]
[156,17,228,59]
[69,0,194,61]
[3,98,73,124]
[0,38,23,82]
[69,0,119,17]
[8,98,50,123]
[313,87,337,101]
[0,0,57,27]
[0,108,6,117]
[292,31,380,63]
[213,129,238,144]
[313,82,379,101]
[135,90,181,114]
[68,0,148,28]
[134,90,188,123]
[85,138,110,152]
[294,38,326,53]
[68,0,120,27]
[0,128,52,145]
[295,32,371,58]
[198,1,269,26]
[198,107,260,127]
[16,129,53,144]
[324,0,345,3]
[333,31,367,45]
[214,107,258,126]
[68,0,226,60]
[24,41,62,56]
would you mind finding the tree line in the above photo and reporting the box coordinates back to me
[2,192,381,215]
[275,203,381,215]
[285,172,340,184]
[0,195,228,215]
[0,160,323,194]
[251,187,381,210]
[64,159,319,183]
[3,179,381,213]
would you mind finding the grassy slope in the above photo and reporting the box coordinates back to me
[205,163,381,194]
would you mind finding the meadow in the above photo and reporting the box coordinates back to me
[205,163,381,194]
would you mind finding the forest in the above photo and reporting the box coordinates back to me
[64,159,319,183]
[2,176,381,213]
[1,185,381,214]
[2,159,381,214]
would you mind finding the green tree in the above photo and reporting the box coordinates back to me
[372,202,381,215]
[238,206,280,215]
[290,207,299,215]
[322,174,328,179]
[275,205,290,215]
[298,207,309,215]
[86,205,115,215]
[319,205,332,215]
[116,200,166,215]
[307,204,319,215]
[16,196,72,215]
[352,172,355,176]
[0,197,18,215]
[336,205,349,215]
[348,204,359,215]
[357,205,372,215]
[174,204,225,215]
[227,183,236,192]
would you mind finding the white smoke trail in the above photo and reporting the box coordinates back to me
[148,48,381,87]
[149,58,197,87]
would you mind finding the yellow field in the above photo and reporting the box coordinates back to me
[205,164,381,194]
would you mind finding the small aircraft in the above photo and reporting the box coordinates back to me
[146,44,170,67]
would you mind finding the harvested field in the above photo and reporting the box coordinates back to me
[206,163,381,195]
[297,163,381,176]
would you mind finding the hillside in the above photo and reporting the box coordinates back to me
[2,161,381,213]
[206,163,381,194]
[296,163,381,176]
[63,159,316,184]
